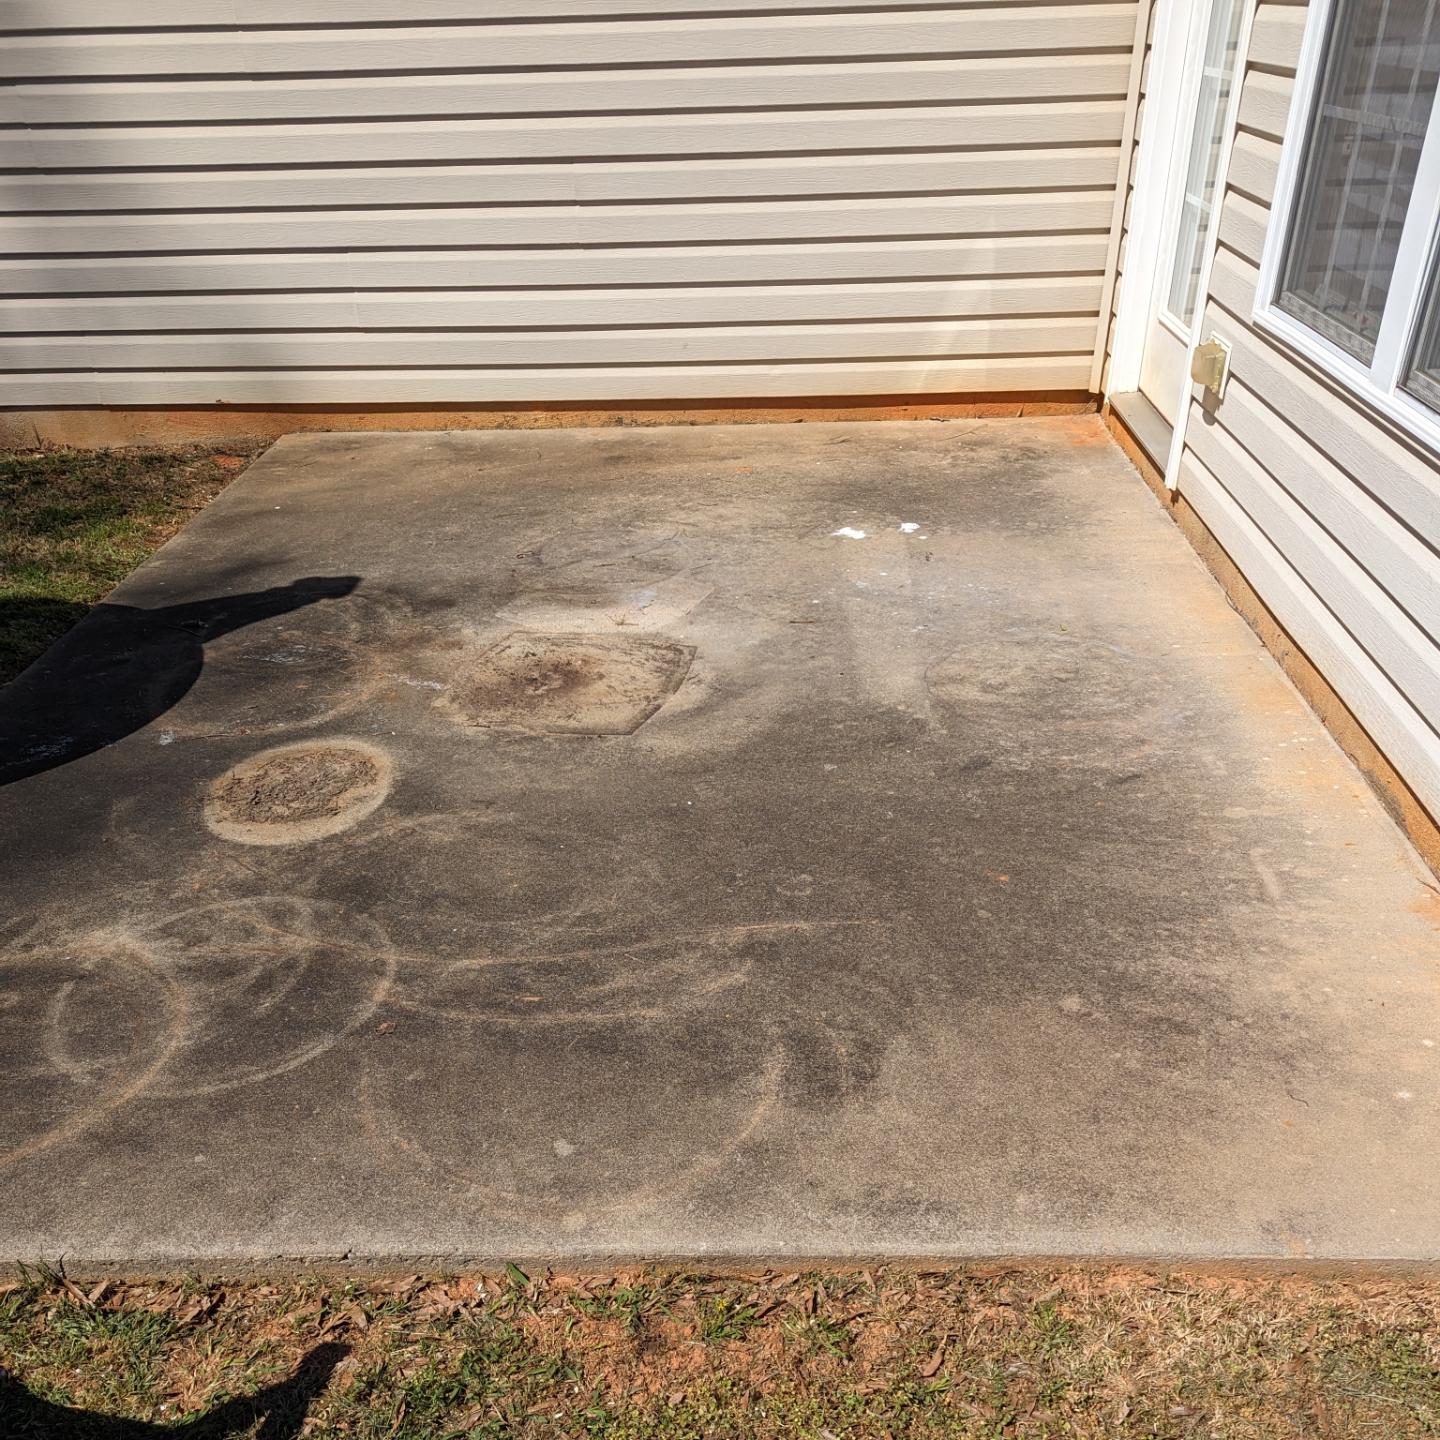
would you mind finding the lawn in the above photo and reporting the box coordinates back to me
[2,1266,1438,1438]
[0,444,260,686]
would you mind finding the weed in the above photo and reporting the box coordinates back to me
[695,1295,762,1344]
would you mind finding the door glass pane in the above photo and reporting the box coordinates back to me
[1277,0,1440,362]
[1164,0,1246,325]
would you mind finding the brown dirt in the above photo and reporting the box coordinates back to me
[213,748,380,824]
[442,631,695,735]
[204,740,392,845]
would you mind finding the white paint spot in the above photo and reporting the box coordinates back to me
[1423,1039,1436,1048]
[831,526,867,540]
[389,674,446,691]
[157,729,176,746]
[898,522,920,533]
[1395,1090,1414,1102]
[553,1138,575,1157]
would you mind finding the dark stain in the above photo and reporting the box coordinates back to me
[0,577,359,786]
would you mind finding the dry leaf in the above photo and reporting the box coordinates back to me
[919,1338,947,1377]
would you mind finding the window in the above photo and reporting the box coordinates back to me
[1165,0,1247,327]
[1257,0,1440,444]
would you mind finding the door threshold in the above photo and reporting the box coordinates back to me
[1108,390,1173,473]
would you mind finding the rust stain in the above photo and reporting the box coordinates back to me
[12,393,1097,448]
[1409,885,1440,928]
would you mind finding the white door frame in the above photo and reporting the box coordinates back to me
[1109,0,1203,397]
[1109,0,1258,488]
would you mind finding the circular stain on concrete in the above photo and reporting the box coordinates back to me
[0,945,185,1169]
[205,739,392,846]
[441,631,695,735]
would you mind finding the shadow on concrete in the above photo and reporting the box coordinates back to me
[0,577,360,786]
[0,1342,348,1439]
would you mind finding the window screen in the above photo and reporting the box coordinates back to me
[1276,0,1440,362]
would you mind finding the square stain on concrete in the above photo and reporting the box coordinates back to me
[443,631,695,735]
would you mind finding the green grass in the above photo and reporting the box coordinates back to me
[2,1267,1439,1438]
[0,444,259,684]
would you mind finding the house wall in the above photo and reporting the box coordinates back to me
[1111,0,1440,832]
[1100,0,1155,392]
[0,0,1141,408]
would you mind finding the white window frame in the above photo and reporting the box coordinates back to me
[1254,0,1440,455]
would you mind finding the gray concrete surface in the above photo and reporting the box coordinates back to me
[2,417,1438,1266]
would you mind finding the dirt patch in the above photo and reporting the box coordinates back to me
[440,631,695,735]
[204,739,392,845]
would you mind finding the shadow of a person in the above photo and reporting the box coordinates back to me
[0,1341,349,1439]
[0,576,360,787]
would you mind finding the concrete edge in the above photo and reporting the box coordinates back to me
[1102,399,1440,881]
[8,1255,1440,1283]
[0,393,1095,450]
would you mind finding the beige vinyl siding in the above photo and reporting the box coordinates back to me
[1100,0,1156,391]
[1175,0,1440,819]
[0,1,1137,405]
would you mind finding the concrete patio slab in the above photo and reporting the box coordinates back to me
[1,417,1437,1267]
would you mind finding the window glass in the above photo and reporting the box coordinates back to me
[1402,244,1440,407]
[1277,0,1440,361]
[1165,0,1246,325]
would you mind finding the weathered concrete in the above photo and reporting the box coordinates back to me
[1,417,1437,1266]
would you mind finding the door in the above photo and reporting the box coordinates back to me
[1139,0,1247,423]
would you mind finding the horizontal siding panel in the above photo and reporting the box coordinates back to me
[4,2,1136,406]
[1224,130,1280,208]
[1187,399,1440,726]
[1203,248,1440,600]
[1209,377,1440,645]
[1247,4,1306,73]
[0,355,1097,404]
[1179,446,1440,817]
[0,8,1140,80]
[0,192,1116,255]
[0,0,1058,29]
[1216,188,1274,265]
[4,149,1124,214]
[1235,67,1293,141]
[0,103,1128,169]
[0,235,1113,295]
[1,276,1104,333]
[5,56,1135,125]
[0,316,1099,368]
